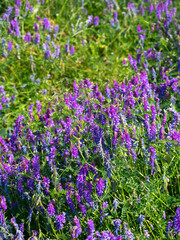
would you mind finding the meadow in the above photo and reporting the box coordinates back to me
[0,0,180,239]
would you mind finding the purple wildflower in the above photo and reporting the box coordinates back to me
[144,230,150,238]
[14,5,20,16]
[151,105,157,122]
[0,210,5,225]
[149,147,156,175]
[70,45,75,55]
[87,219,95,235]
[114,11,118,21]
[36,100,41,114]
[162,112,167,126]
[113,198,119,212]
[28,103,34,120]
[124,222,134,240]
[54,24,59,33]
[96,178,105,197]
[45,50,51,60]
[150,122,156,141]
[137,215,145,228]
[42,177,50,195]
[78,203,87,216]
[42,18,51,31]
[65,42,70,53]
[71,145,79,158]
[167,221,173,237]
[72,216,82,239]
[34,33,40,44]
[94,16,99,26]
[56,212,66,230]
[47,203,55,217]
[0,196,7,211]
[162,211,166,220]
[159,126,165,140]
[113,219,121,236]
[7,42,12,52]
[16,0,21,7]
[125,132,132,151]
[173,207,180,235]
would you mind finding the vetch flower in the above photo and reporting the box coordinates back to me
[137,215,145,228]
[87,219,95,235]
[0,210,5,225]
[47,203,55,217]
[113,219,121,236]
[70,45,75,55]
[149,147,156,175]
[96,178,105,197]
[45,50,51,60]
[0,196,7,211]
[56,212,66,230]
[34,33,40,44]
[173,207,180,235]
[72,216,82,239]
[7,42,12,52]
[71,145,79,158]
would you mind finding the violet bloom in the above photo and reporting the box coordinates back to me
[159,126,165,140]
[166,221,173,237]
[34,33,40,44]
[78,203,87,216]
[173,207,180,235]
[72,216,82,239]
[7,42,12,52]
[15,5,20,16]
[64,42,70,53]
[144,230,150,239]
[151,105,157,122]
[0,210,5,225]
[28,103,34,120]
[76,174,84,196]
[16,0,21,7]
[47,203,55,217]
[94,16,99,26]
[150,122,156,141]
[125,132,132,151]
[6,6,13,16]
[96,178,105,197]
[42,18,51,31]
[113,198,119,212]
[162,211,166,220]
[113,219,121,236]
[71,145,79,158]
[56,212,66,230]
[70,45,75,55]
[149,147,156,175]
[36,100,41,113]
[137,215,145,228]
[42,177,50,195]
[149,4,154,13]
[87,219,95,235]
[11,217,19,231]
[55,45,61,59]
[114,11,118,21]
[26,0,30,12]
[0,196,7,211]
[14,18,21,38]
[33,23,39,31]
[54,24,59,33]
[45,50,51,59]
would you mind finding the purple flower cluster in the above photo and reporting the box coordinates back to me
[0,0,180,239]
